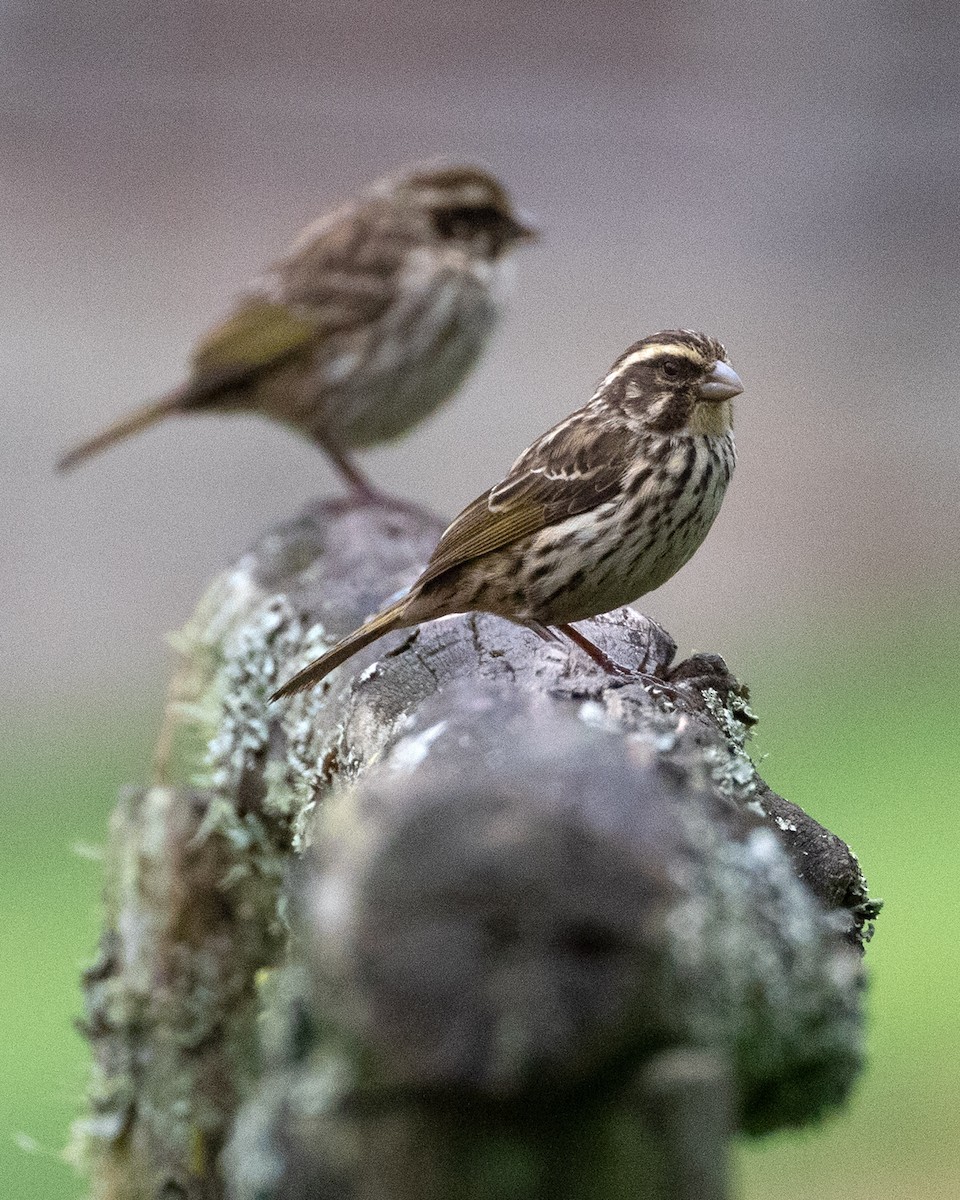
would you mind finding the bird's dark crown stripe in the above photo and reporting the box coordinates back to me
[402,167,510,209]
[420,186,504,208]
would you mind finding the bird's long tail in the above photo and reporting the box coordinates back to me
[56,388,189,472]
[270,596,411,701]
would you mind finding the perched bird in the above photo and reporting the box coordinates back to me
[57,163,536,495]
[272,329,743,698]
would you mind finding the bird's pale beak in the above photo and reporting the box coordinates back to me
[697,361,744,402]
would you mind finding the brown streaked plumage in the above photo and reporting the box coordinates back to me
[272,330,744,698]
[57,163,536,495]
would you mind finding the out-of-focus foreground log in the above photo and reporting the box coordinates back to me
[74,498,880,1200]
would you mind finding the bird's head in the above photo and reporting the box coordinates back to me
[385,163,537,260]
[603,330,744,437]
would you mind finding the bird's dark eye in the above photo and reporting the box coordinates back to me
[432,203,505,241]
[661,358,682,379]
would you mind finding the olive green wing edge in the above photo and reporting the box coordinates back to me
[189,297,317,392]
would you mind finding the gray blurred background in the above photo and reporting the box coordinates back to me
[5,5,960,1199]
[5,0,958,703]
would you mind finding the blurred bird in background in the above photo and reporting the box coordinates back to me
[273,329,743,697]
[57,163,536,497]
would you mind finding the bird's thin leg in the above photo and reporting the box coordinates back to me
[555,623,682,697]
[527,620,564,645]
[314,435,386,502]
[314,434,434,514]
[555,623,633,676]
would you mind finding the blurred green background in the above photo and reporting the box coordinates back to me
[4,0,959,1194]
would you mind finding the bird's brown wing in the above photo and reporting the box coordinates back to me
[270,202,409,327]
[186,205,407,399]
[415,412,631,591]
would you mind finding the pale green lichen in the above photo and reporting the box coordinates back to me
[184,576,347,850]
[202,597,302,793]
[701,685,758,752]
[166,565,270,741]
[570,683,863,1129]
[663,810,861,1131]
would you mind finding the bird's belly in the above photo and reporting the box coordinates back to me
[341,321,494,446]
[508,479,728,625]
[326,271,501,447]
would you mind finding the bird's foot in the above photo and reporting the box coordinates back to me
[554,623,684,701]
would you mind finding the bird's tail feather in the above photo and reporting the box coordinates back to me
[56,388,189,472]
[270,597,410,700]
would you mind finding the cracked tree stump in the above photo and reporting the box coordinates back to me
[75,497,880,1200]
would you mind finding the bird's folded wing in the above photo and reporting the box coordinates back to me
[415,416,630,591]
[189,298,318,392]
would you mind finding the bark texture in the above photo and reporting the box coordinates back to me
[76,497,880,1200]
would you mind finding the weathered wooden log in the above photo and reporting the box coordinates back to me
[76,785,287,1200]
[76,497,879,1200]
